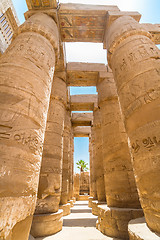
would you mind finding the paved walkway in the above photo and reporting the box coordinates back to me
[35,201,120,240]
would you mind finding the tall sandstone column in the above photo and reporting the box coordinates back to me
[97,72,143,239]
[35,71,67,214]
[61,109,71,204]
[97,73,140,208]
[93,108,106,202]
[105,15,160,234]
[91,126,97,199]
[0,13,59,240]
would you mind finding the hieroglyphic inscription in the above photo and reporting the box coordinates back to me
[132,136,160,153]
[0,125,43,154]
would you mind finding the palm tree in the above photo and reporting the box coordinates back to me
[76,160,89,173]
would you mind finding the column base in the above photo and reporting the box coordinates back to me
[92,200,106,216]
[97,205,144,239]
[128,217,160,240]
[59,203,71,216]
[78,195,89,201]
[30,209,63,238]
[88,196,94,208]
[68,200,74,207]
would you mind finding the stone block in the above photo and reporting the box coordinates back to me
[97,205,144,239]
[59,203,71,216]
[128,217,160,240]
[30,210,63,238]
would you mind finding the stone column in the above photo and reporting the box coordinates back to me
[60,109,71,204]
[89,135,94,197]
[105,16,160,234]
[69,131,74,200]
[31,71,67,237]
[93,108,106,202]
[91,126,97,200]
[96,72,143,238]
[73,173,80,200]
[0,13,59,240]
[35,71,67,213]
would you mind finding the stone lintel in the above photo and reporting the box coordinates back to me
[103,11,141,48]
[67,62,107,86]
[71,112,93,127]
[26,0,58,10]
[141,23,160,45]
[59,4,120,43]
[70,94,98,111]
[73,126,91,137]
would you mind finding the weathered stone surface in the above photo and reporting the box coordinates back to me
[71,112,93,127]
[88,197,94,208]
[59,203,71,216]
[0,12,58,239]
[80,172,90,195]
[35,73,67,214]
[73,173,80,200]
[30,209,63,238]
[73,126,91,137]
[26,0,58,10]
[93,108,106,202]
[90,126,97,199]
[61,109,71,205]
[105,15,160,233]
[97,205,144,239]
[67,62,107,86]
[97,74,140,208]
[92,201,106,216]
[70,94,98,111]
[59,4,119,43]
[128,217,160,240]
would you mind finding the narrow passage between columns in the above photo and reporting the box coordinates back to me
[34,201,122,240]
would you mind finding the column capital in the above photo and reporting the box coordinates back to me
[104,15,151,55]
[13,12,59,60]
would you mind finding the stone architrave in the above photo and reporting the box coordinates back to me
[35,71,67,214]
[105,15,160,234]
[93,108,106,202]
[97,73,140,208]
[0,13,59,239]
[60,109,71,204]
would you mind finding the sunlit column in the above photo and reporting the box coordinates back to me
[105,15,160,233]
[0,13,59,239]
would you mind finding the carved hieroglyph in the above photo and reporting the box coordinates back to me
[93,108,106,201]
[35,72,67,214]
[105,15,160,233]
[0,13,59,239]
[97,74,140,208]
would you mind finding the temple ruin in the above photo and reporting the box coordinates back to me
[0,0,160,239]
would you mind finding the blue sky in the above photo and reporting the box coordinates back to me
[12,0,160,173]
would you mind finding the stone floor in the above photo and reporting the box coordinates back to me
[34,201,121,240]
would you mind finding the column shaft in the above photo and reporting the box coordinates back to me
[93,109,106,201]
[61,109,71,204]
[105,16,160,233]
[36,72,67,214]
[0,13,59,239]
[98,74,140,208]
